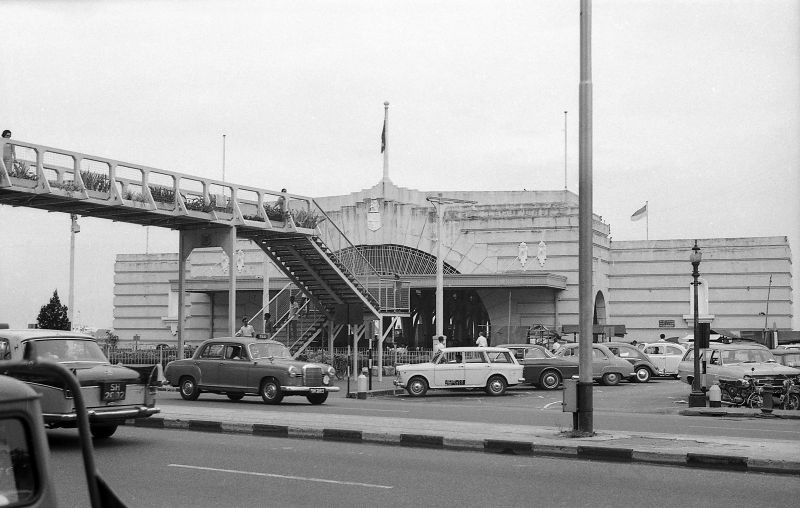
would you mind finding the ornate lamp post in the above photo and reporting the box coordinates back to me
[688,240,706,407]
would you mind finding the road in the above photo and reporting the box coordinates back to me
[155,379,800,442]
[48,426,800,508]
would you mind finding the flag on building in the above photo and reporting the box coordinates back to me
[381,118,386,153]
[631,203,647,221]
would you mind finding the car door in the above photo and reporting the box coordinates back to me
[644,344,667,374]
[592,347,613,377]
[433,351,465,388]
[664,345,685,375]
[463,350,491,386]
[196,343,225,387]
[219,344,251,391]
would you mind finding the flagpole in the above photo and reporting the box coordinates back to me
[564,110,568,190]
[382,101,390,183]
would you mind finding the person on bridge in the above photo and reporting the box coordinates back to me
[2,130,14,173]
[236,317,255,338]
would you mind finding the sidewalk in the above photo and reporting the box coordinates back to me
[142,379,800,475]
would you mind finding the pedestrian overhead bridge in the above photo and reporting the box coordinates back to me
[0,138,410,352]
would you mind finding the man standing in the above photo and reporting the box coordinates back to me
[288,296,300,341]
[236,317,255,337]
[432,336,445,355]
[475,331,488,347]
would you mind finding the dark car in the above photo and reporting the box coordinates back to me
[554,343,635,386]
[605,342,659,383]
[164,337,339,404]
[504,344,579,389]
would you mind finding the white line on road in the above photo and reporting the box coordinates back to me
[686,425,800,435]
[343,407,410,414]
[169,464,394,489]
[543,401,562,409]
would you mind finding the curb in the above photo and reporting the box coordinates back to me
[126,416,800,476]
[679,409,800,419]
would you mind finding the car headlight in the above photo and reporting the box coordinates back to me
[323,375,330,385]
[327,366,336,377]
[288,366,301,377]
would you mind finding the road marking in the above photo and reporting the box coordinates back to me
[543,401,561,409]
[686,425,800,435]
[169,464,394,489]
[343,407,410,414]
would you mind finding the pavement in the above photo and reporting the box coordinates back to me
[137,376,800,476]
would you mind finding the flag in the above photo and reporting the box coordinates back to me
[381,118,386,153]
[631,203,647,221]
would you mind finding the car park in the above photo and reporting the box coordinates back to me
[0,329,160,439]
[639,342,687,377]
[504,343,579,389]
[164,337,339,404]
[553,343,635,386]
[394,347,525,397]
[604,342,659,383]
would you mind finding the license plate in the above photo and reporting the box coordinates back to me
[102,382,126,402]
[309,388,325,394]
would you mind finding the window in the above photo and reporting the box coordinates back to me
[526,348,550,359]
[645,346,662,355]
[666,346,683,355]
[488,351,512,363]
[0,417,39,505]
[199,344,225,360]
[592,348,608,360]
[440,351,463,364]
[0,339,9,360]
[224,345,247,360]
[464,351,486,363]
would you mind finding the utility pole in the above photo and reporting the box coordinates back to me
[68,214,80,328]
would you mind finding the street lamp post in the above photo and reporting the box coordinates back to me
[426,194,475,345]
[688,240,706,407]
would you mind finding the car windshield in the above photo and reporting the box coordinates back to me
[248,342,291,359]
[24,339,107,362]
[720,349,775,364]
[777,353,800,367]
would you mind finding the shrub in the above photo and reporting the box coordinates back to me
[290,208,324,229]
[8,160,37,180]
[263,203,287,222]
[81,171,111,192]
[149,184,175,204]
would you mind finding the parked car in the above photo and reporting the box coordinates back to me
[604,342,659,383]
[504,343,579,389]
[0,329,160,439]
[394,347,525,397]
[553,343,635,386]
[771,349,800,368]
[677,343,800,386]
[638,342,687,377]
[164,338,339,404]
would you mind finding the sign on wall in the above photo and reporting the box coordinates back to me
[658,320,676,328]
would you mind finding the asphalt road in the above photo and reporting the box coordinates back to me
[155,379,800,442]
[48,426,800,508]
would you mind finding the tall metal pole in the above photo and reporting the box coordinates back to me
[688,241,705,407]
[576,0,594,434]
[764,274,772,346]
[222,134,226,182]
[68,214,79,328]
[382,101,390,183]
[435,198,445,339]
[564,111,568,190]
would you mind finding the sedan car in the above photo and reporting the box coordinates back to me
[504,344,579,389]
[553,343,635,386]
[394,347,525,397]
[164,338,339,404]
[0,329,160,439]
[639,342,687,377]
[771,349,800,368]
[604,342,659,383]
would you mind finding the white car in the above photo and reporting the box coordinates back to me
[394,347,525,397]
[639,342,687,377]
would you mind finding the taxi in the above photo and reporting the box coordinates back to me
[394,346,525,397]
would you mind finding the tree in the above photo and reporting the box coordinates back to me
[37,290,71,330]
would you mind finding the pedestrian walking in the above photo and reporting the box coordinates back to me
[475,331,488,347]
[432,336,445,356]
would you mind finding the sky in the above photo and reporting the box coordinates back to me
[1,0,798,330]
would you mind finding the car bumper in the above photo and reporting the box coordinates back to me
[43,406,161,424]
[281,386,340,394]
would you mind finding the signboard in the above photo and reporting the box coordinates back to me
[658,320,675,328]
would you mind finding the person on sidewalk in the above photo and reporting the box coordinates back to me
[432,336,445,356]
[236,317,255,338]
[475,331,488,348]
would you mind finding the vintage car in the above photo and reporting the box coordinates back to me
[393,347,525,397]
[604,342,659,383]
[771,349,800,368]
[164,338,339,404]
[504,343,579,389]
[553,343,635,386]
[677,343,800,387]
[638,342,687,377]
[0,329,160,439]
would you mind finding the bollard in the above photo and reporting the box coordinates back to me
[708,383,722,408]
[761,386,773,414]
[357,368,368,399]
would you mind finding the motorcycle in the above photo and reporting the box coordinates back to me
[718,376,799,410]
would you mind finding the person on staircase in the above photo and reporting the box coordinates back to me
[288,296,300,341]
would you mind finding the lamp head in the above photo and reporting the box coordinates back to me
[689,240,702,264]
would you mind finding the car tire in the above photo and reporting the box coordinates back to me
[406,376,428,397]
[634,367,652,383]
[601,372,621,386]
[260,379,284,404]
[179,376,201,401]
[226,392,244,401]
[485,375,507,396]
[307,392,329,405]
[90,424,118,439]
[539,370,562,390]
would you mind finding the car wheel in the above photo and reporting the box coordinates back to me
[260,379,284,404]
[539,369,562,390]
[485,375,507,396]
[90,424,118,439]
[226,392,244,401]
[307,392,329,405]
[406,376,428,397]
[601,372,621,386]
[634,367,652,383]
[785,393,800,410]
[179,376,200,401]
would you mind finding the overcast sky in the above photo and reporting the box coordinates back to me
[1,0,798,330]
